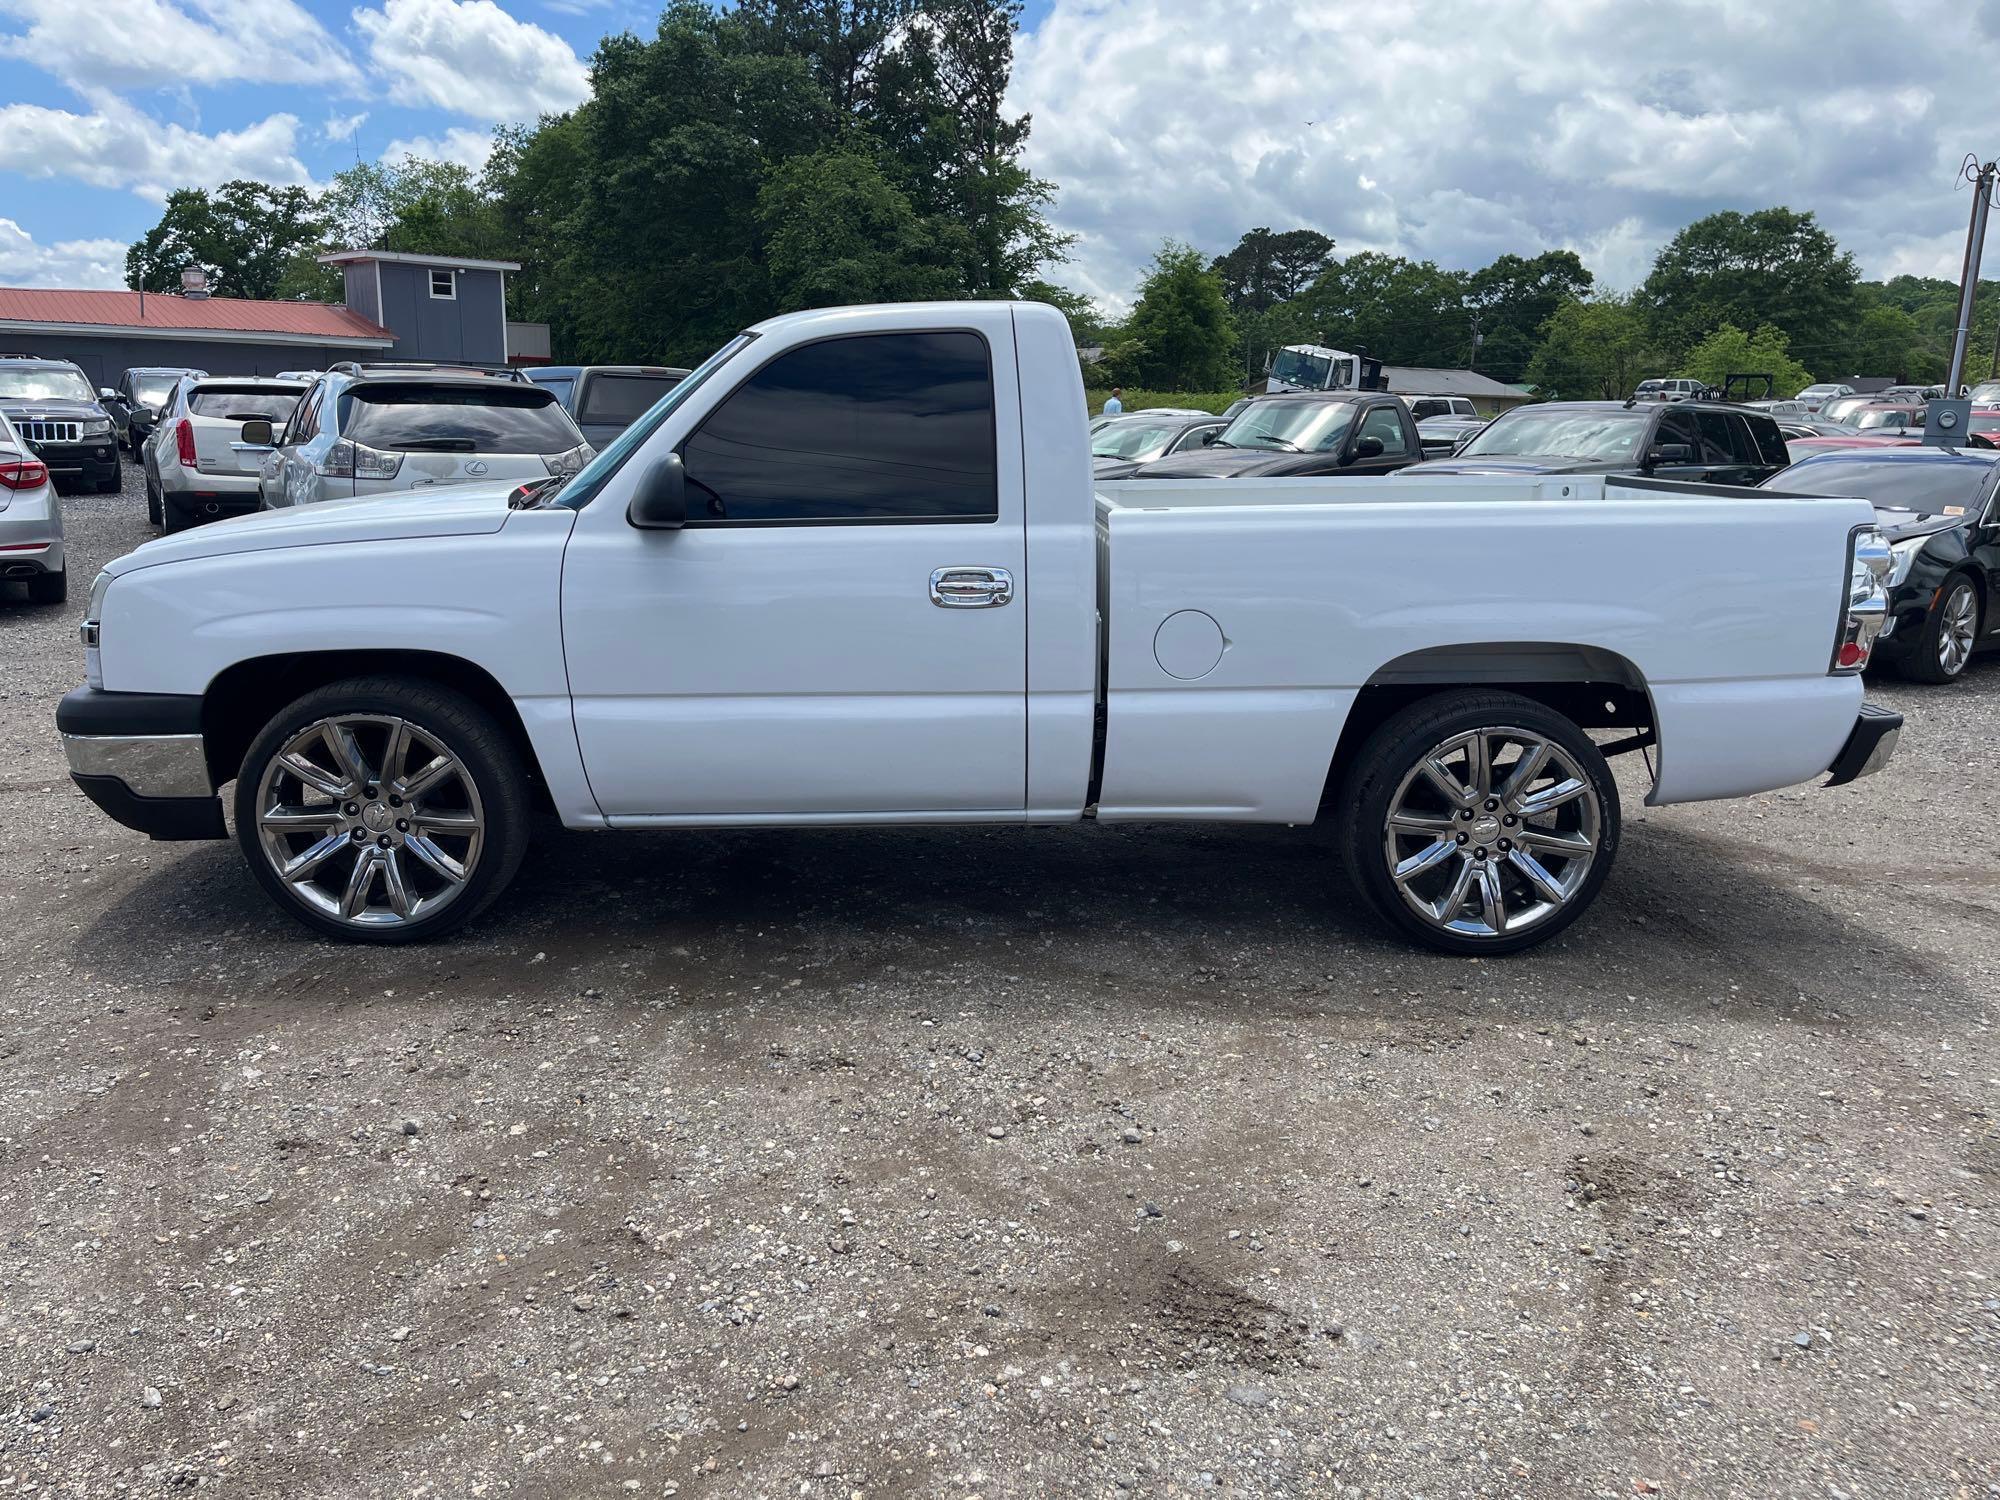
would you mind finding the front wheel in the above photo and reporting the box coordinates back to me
[1336,691,1620,956]
[233,677,531,943]
[1899,574,1980,683]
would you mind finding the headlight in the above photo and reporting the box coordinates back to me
[81,416,111,436]
[543,443,593,477]
[1885,535,1927,589]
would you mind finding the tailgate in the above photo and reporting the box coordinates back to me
[395,452,551,489]
[191,416,264,476]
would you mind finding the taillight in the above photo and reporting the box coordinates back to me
[175,419,196,469]
[1833,527,1891,674]
[0,456,48,489]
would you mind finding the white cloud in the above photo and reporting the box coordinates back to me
[383,126,495,172]
[353,0,589,121]
[322,110,369,144]
[0,0,360,94]
[1013,0,2000,305]
[0,104,312,201]
[0,218,127,288]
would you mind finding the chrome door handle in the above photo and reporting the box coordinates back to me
[930,566,1014,608]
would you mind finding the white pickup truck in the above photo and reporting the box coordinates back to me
[58,301,1902,955]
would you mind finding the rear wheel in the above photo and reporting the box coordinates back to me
[26,569,66,605]
[233,677,531,943]
[1337,691,1620,955]
[146,469,162,527]
[1900,574,1980,683]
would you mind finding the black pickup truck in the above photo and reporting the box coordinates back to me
[1128,392,1424,479]
[1399,398,1791,486]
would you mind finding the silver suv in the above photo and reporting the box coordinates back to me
[252,365,592,509]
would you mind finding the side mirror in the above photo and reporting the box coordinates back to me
[1647,442,1694,467]
[97,387,117,401]
[627,452,688,530]
[1350,434,1386,461]
[1201,430,1220,446]
[240,419,274,446]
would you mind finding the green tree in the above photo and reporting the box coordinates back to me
[1464,249,1593,384]
[1210,227,1336,314]
[759,149,967,308]
[1019,280,1106,344]
[1525,296,1655,400]
[1290,252,1469,366]
[1120,241,1237,389]
[125,180,330,300]
[1638,207,1858,358]
[1675,322,1814,398]
[321,156,508,261]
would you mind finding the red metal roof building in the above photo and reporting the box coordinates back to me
[0,288,394,347]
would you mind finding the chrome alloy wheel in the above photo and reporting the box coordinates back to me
[1382,725,1602,941]
[1939,581,1978,677]
[254,714,485,929]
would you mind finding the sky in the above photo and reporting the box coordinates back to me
[2,0,1999,308]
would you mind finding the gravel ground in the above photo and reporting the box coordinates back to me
[0,471,1995,1500]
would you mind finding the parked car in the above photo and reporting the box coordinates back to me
[1633,378,1703,402]
[1819,395,1882,426]
[1968,407,2000,441]
[1400,394,1479,422]
[0,409,64,603]
[1767,445,1999,682]
[0,356,119,493]
[251,368,592,509]
[142,377,307,532]
[1399,399,1790,485]
[525,366,693,448]
[1784,434,1921,462]
[1850,403,1927,434]
[1089,410,1229,477]
[1126,392,1422,479]
[1795,383,1855,413]
[1878,385,1944,404]
[1416,414,1488,456]
[104,366,206,454]
[1967,381,2000,406]
[59,300,1899,957]
[1777,418,1864,440]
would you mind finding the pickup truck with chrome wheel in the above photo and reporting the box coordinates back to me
[57,301,1903,955]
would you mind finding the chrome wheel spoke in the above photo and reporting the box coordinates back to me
[261,805,342,832]
[381,850,415,918]
[413,809,479,834]
[1499,741,1550,806]
[404,833,468,885]
[279,751,350,801]
[1518,827,1592,857]
[1465,731,1491,799]
[1518,777,1587,818]
[339,848,380,919]
[398,754,458,801]
[1508,848,1567,904]
[1475,860,1506,933]
[1389,811,1458,836]
[324,723,372,790]
[1394,838,1459,882]
[283,832,350,880]
[1432,857,1476,922]
[1421,757,1474,808]
[380,717,412,788]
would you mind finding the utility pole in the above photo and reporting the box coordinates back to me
[1945,155,1996,395]
[1467,311,1483,373]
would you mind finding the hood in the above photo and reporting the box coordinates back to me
[1092,457,1147,479]
[1872,504,1968,543]
[1398,454,1615,477]
[1131,447,1325,478]
[104,481,524,577]
[0,398,105,421]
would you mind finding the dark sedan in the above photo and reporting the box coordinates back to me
[1090,411,1228,478]
[1128,393,1422,480]
[1766,446,2000,682]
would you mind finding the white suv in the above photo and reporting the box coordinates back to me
[253,367,592,509]
[1400,394,1478,422]
[145,376,308,532]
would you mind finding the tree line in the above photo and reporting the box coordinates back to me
[124,1,1999,396]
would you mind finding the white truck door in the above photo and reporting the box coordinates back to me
[560,324,1029,822]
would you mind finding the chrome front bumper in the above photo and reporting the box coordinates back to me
[61,732,212,799]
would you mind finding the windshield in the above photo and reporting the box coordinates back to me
[1460,407,1649,461]
[1270,348,1332,389]
[1780,454,1996,514]
[0,366,93,402]
[189,387,303,421]
[555,333,756,509]
[1091,417,1187,460]
[1220,400,1355,452]
[1853,408,1919,431]
[1970,382,2000,405]
[133,375,180,406]
[341,385,583,454]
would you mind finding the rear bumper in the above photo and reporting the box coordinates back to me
[0,496,63,577]
[163,479,261,523]
[1823,703,1903,787]
[56,686,226,840]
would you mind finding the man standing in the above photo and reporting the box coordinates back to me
[1102,387,1124,416]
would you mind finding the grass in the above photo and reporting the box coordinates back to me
[1083,389,1244,416]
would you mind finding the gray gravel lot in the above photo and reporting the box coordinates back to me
[0,471,1995,1499]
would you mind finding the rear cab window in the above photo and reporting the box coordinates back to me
[340,383,585,455]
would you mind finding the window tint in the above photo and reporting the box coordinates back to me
[341,385,583,454]
[1783,455,1996,514]
[1167,423,1221,453]
[533,376,575,407]
[578,373,685,426]
[681,332,996,523]
[1655,409,1701,455]
[1693,410,1750,465]
[287,384,324,444]
[1358,404,1408,456]
[189,387,304,421]
[1744,414,1789,467]
[1406,398,1445,422]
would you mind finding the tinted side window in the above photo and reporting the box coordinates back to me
[1656,409,1701,454]
[1358,404,1409,456]
[580,373,682,426]
[682,332,996,523]
[1745,414,1789,467]
[1407,398,1444,421]
[289,385,324,444]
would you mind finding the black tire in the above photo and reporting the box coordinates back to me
[95,462,120,494]
[26,569,66,605]
[1335,690,1620,956]
[146,469,162,527]
[232,676,532,944]
[161,498,192,534]
[1897,572,1981,684]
